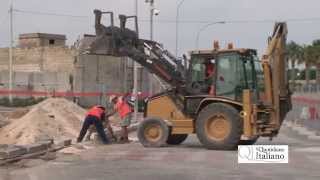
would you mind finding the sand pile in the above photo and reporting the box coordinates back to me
[0,98,86,145]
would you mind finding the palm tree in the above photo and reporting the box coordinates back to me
[303,45,315,86]
[311,40,320,84]
[286,41,304,88]
[303,41,320,86]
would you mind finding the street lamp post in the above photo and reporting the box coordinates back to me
[133,0,139,122]
[175,0,186,57]
[9,3,14,104]
[195,21,226,49]
[148,0,154,95]
[145,0,159,96]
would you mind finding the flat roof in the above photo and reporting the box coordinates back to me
[189,48,256,56]
[19,33,66,40]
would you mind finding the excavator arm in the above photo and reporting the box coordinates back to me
[261,22,292,130]
[86,10,185,88]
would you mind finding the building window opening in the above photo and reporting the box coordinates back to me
[49,39,55,45]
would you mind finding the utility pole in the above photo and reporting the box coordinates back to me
[9,3,13,104]
[146,0,155,96]
[133,0,139,122]
[150,0,154,41]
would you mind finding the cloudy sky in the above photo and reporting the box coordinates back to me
[0,0,319,56]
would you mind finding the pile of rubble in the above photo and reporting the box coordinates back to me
[0,98,86,145]
[0,97,141,165]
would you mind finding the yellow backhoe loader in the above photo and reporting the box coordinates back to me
[87,10,291,150]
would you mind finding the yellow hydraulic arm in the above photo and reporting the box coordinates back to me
[261,22,291,129]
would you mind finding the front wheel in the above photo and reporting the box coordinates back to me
[196,103,242,150]
[137,118,169,147]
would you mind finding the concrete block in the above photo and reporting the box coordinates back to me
[25,143,48,154]
[56,139,72,147]
[0,147,27,159]
[35,136,54,144]
[38,141,53,149]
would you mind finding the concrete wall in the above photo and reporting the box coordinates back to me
[0,47,74,99]
[74,55,131,107]
[0,47,75,73]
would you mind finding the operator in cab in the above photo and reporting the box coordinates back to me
[204,59,216,95]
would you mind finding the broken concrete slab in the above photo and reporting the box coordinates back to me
[56,139,72,147]
[37,141,53,149]
[0,147,27,159]
[25,143,49,154]
[35,136,54,144]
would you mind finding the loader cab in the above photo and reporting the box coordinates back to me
[187,49,262,102]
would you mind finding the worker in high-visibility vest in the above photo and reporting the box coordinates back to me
[110,95,133,143]
[77,105,115,144]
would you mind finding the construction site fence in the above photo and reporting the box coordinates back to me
[286,96,320,132]
[293,83,320,93]
[0,88,149,108]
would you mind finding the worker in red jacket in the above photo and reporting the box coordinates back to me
[110,95,133,143]
[77,105,114,144]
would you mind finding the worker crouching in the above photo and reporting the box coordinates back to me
[77,105,115,144]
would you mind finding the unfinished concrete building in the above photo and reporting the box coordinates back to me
[73,34,150,107]
[18,33,66,48]
[0,33,150,107]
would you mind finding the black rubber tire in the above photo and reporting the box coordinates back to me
[196,103,242,150]
[166,134,188,145]
[137,117,169,147]
[239,137,259,145]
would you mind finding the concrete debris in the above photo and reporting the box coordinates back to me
[0,98,86,145]
[56,139,72,147]
[0,114,9,128]
[25,143,49,154]
[0,146,27,159]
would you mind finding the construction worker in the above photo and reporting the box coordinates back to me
[77,105,115,144]
[110,95,133,143]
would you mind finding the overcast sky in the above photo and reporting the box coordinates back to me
[0,0,319,56]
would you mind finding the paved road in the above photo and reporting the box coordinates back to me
[1,127,320,180]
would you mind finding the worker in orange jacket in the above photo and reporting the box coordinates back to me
[110,95,133,143]
[77,105,115,144]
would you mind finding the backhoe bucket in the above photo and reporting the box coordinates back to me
[84,10,139,56]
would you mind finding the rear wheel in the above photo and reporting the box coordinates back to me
[166,134,188,145]
[137,118,169,147]
[196,103,242,150]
